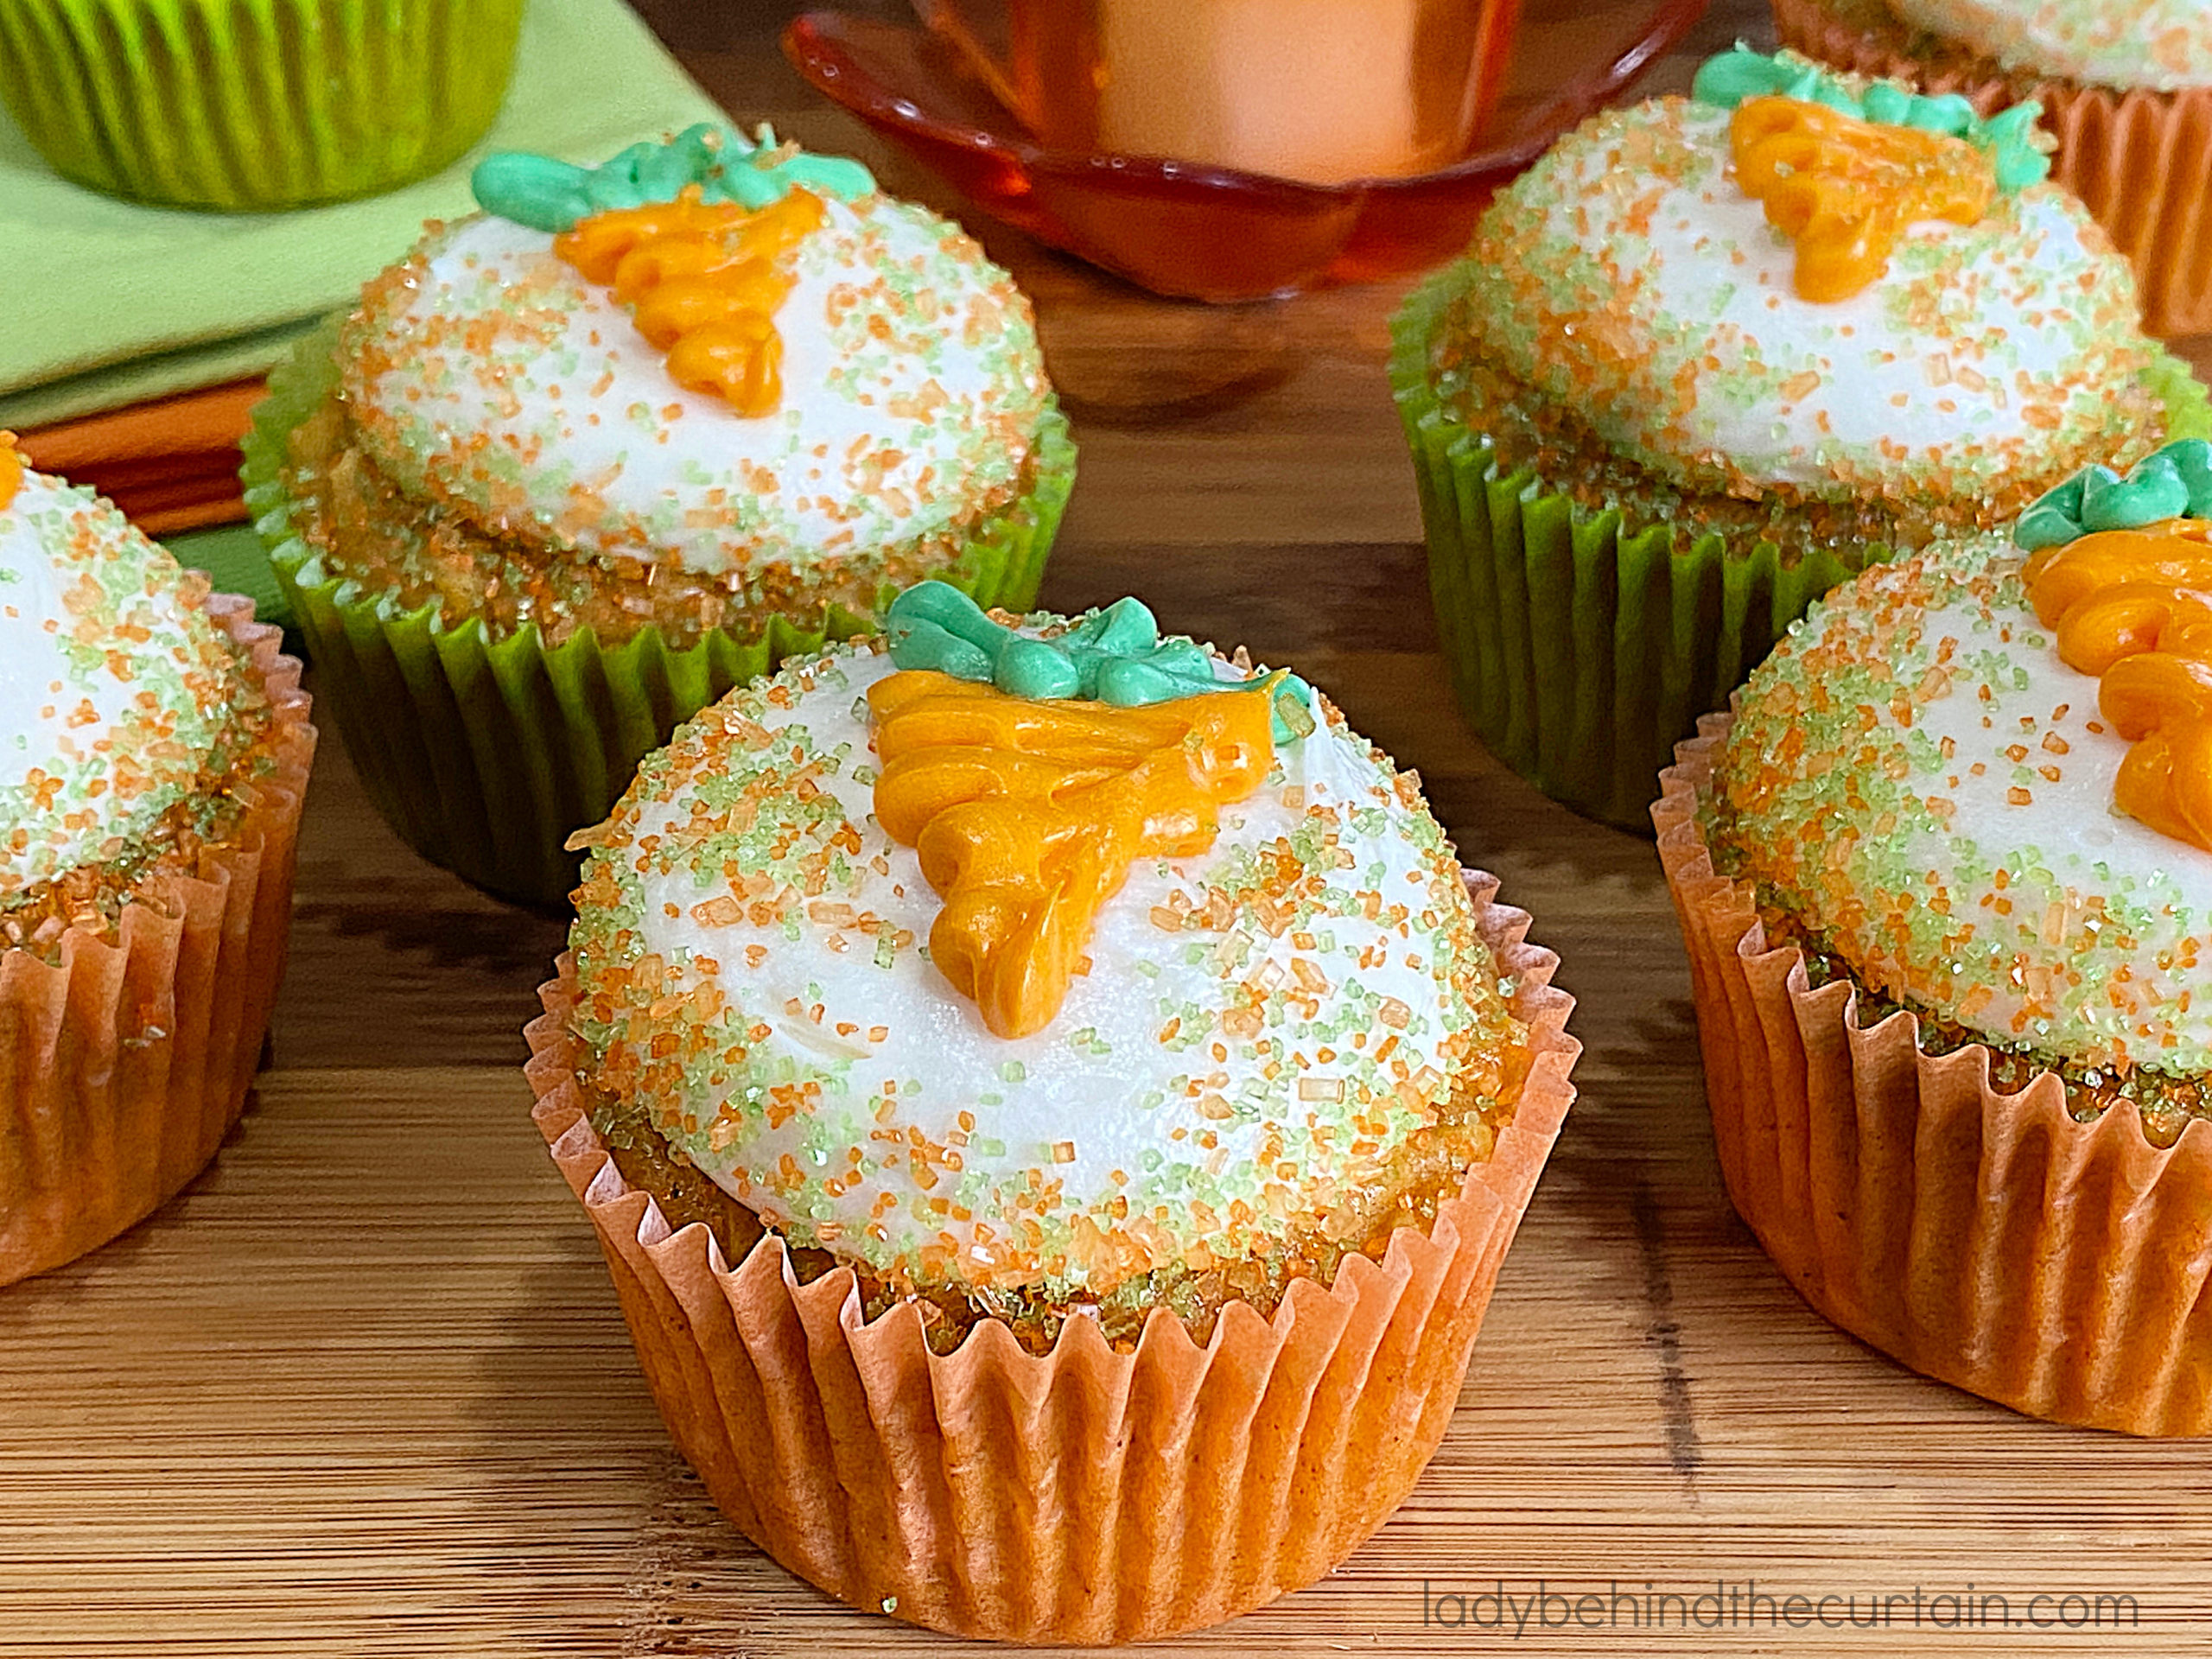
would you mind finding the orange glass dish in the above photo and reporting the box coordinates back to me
[920,0,1522,186]
[1728,96,1994,302]
[2027,518,2212,851]
[869,670,1275,1038]
[553,188,827,417]
[782,0,1709,301]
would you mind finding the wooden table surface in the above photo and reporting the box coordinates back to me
[9,3,2212,1655]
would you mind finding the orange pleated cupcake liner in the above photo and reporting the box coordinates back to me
[525,870,1579,1643]
[0,593,315,1287]
[1773,0,2212,338]
[1656,716,2212,1436]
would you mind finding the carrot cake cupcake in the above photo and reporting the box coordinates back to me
[1775,0,2212,334]
[245,124,1073,906]
[0,442,315,1285]
[525,581,1579,1639]
[1392,46,2203,830]
[1657,436,2212,1433]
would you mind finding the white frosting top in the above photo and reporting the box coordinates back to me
[340,194,1052,580]
[569,634,1514,1299]
[1891,0,2212,91]
[1451,97,2149,501]
[1713,534,2212,1073]
[0,469,247,899]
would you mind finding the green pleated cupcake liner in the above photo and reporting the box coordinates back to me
[1389,263,2212,834]
[242,321,1076,909]
[0,0,524,209]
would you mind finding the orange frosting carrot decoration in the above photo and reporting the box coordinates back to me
[1729,97,1995,302]
[868,670,1277,1039]
[552,185,825,416]
[2026,518,2212,851]
[0,433,19,511]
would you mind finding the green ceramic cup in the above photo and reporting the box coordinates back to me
[1390,262,2212,834]
[241,321,1076,910]
[0,0,526,209]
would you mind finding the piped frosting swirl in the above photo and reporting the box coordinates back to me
[569,614,1515,1299]
[338,178,1051,577]
[1442,51,2150,504]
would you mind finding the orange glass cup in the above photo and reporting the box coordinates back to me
[918,0,1526,185]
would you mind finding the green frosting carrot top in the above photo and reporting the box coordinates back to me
[470,124,875,233]
[1691,47,2050,192]
[886,582,1317,744]
[2015,439,2212,550]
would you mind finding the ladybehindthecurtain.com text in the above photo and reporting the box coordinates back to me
[1420,1580,2143,1637]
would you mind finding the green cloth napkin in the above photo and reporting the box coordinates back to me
[166,523,292,632]
[0,0,727,429]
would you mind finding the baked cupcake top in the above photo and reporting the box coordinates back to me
[1888,0,2212,92]
[0,448,257,904]
[1441,49,2152,508]
[336,125,1052,582]
[569,585,1526,1307]
[1707,452,2212,1076]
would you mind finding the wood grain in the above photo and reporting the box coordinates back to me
[7,2,2212,1653]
